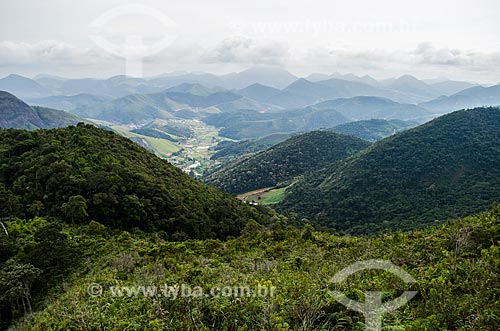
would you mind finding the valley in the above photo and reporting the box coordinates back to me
[1,68,500,331]
[110,119,225,175]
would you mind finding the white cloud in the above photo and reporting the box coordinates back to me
[411,43,500,71]
[204,37,289,66]
[0,40,108,67]
[288,43,500,82]
[2,38,500,83]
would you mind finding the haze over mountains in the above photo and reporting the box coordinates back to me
[0,68,492,135]
[0,67,490,108]
[0,91,86,130]
[2,66,500,180]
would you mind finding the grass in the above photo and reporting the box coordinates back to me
[142,136,181,156]
[238,187,287,205]
[110,126,181,157]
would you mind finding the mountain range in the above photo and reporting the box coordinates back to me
[420,85,500,113]
[0,68,487,107]
[0,91,86,130]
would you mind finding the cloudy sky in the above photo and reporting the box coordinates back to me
[1,0,500,83]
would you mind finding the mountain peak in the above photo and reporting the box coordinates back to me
[395,74,423,83]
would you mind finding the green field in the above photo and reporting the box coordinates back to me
[110,125,182,157]
[238,187,287,205]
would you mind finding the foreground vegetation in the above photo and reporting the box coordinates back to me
[1,204,499,330]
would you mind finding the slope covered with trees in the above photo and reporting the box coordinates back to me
[279,107,500,234]
[204,131,370,194]
[0,124,271,239]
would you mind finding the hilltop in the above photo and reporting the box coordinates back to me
[0,124,271,239]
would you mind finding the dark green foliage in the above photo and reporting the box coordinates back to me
[61,195,89,224]
[27,222,77,276]
[0,218,80,329]
[0,260,41,317]
[279,107,500,234]
[205,131,370,194]
[0,124,269,239]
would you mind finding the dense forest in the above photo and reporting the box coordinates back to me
[204,131,370,194]
[0,124,273,240]
[210,133,292,161]
[279,107,500,234]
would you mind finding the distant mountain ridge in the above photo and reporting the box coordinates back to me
[28,93,111,111]
[0,74,52,99]
[0,91,86,130]
[313,96,432,121]
[420,84,500,113]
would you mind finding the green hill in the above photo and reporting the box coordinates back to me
[204,131,370,194]
[0,124,270,239]
[0,91,85,130]
[278,107,500,234]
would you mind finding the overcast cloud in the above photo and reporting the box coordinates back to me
[1,0,499,83]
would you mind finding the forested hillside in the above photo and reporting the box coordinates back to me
[204,131,370,194]
[279,107,500,234]
[210,133,292,161]
[0,124,272,239]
